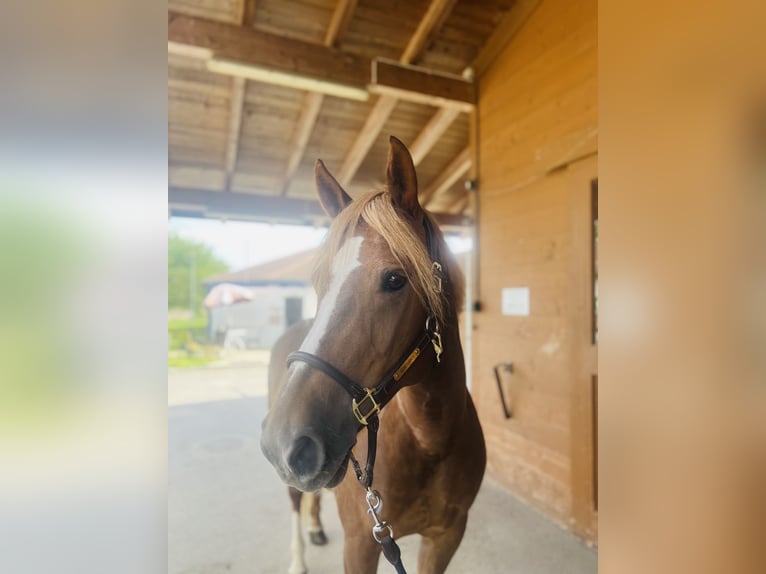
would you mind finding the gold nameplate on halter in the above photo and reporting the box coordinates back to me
[352,389,381,426]
[393,348,421,382]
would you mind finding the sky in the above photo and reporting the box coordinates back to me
[169,216,472,271]
[168,217,328,269]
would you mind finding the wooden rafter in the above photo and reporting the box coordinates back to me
[223,3,256,191]
[170,187,326,223]
[238,0,257,27]
[169,166,227,191]
[369,59,474,112]
[325,0,358,47]
[280,0,359,196]
[421,147,471,207]
[408,107,460,166]
[281,93,324,195]
[169,187,469,228]
[337,95,398,186]
[445,191,470,213]
[167,12,471,108]
[400,0,458,65]
[168,12,368,92]
[336,0,458,186]
[224,77,246,190]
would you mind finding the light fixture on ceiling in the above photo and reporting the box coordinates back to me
[206,58,370,102]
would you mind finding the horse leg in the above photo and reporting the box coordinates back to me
[416,514,468,574]
[343,532,381,574]
[287,487,307,574]
[304,491,327,545]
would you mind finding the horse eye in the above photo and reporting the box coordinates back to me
[382,272,407,292]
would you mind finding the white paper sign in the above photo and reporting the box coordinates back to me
[502,287,530,316]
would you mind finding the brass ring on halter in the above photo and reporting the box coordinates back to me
[425,315,440,335]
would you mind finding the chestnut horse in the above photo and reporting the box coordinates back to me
[261,137,486,574]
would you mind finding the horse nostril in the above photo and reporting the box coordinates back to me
[286,434,325,479]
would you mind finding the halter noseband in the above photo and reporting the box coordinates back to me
[285,216,445,487]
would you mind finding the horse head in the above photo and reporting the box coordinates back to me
[261,136,455,492]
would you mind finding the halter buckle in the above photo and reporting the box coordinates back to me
[432,261,443,294]
[352,388,381,426]
[425,315,443,364]
[431,331,443,364]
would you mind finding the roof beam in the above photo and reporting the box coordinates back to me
[168,11,370,99]
[445,191,470,213]
[421,147,471,207]
[239,0,257,27]
[337,95,399,186]
[369,59,474,112]
[469,0,541,78]
[400,0,457,64]
[336,0,458,186]
[168,187,469,228]
[409,107,460,166]
[223,3,257,192]
[169,187,328,224]
[325,0,358,47]
[169,166,227,190]
[280,0,359,196]
[224,77,246,190]
[281,93,324,195]
[168,12,473,108]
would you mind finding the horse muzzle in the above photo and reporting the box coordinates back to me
[260,413,353,492]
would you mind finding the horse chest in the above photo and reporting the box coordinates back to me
[372,425,459,527]
[381,463,465,536]
[388,391,456,455]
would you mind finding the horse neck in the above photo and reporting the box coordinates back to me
[394,313,468,453]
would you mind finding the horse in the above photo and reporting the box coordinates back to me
[268,318,328,574]
[261,136,486,574]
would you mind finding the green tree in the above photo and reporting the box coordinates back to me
[168,233,229,314]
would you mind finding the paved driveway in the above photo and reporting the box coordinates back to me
[169,360,596,574]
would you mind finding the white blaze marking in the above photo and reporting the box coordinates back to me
[300,236,363,355]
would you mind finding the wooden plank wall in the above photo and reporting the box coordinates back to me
[473,0,597,539]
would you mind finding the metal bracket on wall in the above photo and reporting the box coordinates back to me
[470,178,481,312]
[493,361,513,419]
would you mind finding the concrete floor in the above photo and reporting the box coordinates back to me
[169,359,596,574]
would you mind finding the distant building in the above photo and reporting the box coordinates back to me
[203,249,318,349]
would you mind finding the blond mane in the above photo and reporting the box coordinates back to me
[313,190,464,327]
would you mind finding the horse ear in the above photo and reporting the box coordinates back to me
[315,159,352,218]
[386,135,422,219]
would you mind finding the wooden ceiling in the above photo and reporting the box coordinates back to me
[168,0,538,226]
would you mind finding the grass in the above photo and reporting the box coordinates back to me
[168,316,207,331]
[168,316,219,368]
[168,315,209,351]
[168,353,218,369]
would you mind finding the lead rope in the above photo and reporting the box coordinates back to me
[365,488,407,574]
[349,416,407,573]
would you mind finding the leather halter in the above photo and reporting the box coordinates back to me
[285,215,445,489]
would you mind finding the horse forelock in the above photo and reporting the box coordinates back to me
[312,189,464,327]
